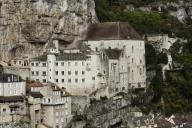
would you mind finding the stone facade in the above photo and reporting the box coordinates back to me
[30,22,147,96]
[29,82,72,128]
[0,73,26,124]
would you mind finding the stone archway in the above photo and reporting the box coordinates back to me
[10,44,25,58]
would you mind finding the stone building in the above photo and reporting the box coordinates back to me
[28,81,72,128]
[27,91,43,128]
[0,73,26,124]
[84,22,146,94]
[30,40,99,95]
[10,56,29,67]
[30,22,146,96]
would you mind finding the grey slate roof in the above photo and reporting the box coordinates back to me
[0,73,24,83]
[31,53,89,61]
[104,49,122,59]
[86,22,142,40]
[28,92,43,98]
[31,55,47,61]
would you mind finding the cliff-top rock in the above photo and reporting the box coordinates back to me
[0,0,97,61]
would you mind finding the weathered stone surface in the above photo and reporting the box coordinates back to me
[0,0,97,61]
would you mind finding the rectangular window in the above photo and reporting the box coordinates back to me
[68,79,71,83]
[68,71,71,75]
[55,62,58,66]
[31,63,34,66]
[75,71,78,75]
[92,77,95,80]
[32,71,34,75]
[61,62,64,66]
[55,71,58,75]
[42,71,46,76]
[75,78,78,83]
[82,62,84,66]
[43,79,46,83]
[82,78,85,83]
[62,71,64,75]
[62,79,64,83]
[42,63,46,67]
[36,71,39,76]
[132,46,134,53]
[55,79,58,83]
[82,71,85,75]
[36,63,39,66]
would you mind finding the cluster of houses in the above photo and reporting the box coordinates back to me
[0,73,72,128]
[7,22,147,96]
[0,22,148,127]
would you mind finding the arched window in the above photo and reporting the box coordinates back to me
[48,98,51,103]
[140,68,142,75]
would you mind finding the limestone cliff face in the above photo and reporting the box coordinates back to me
[0,0,97,61]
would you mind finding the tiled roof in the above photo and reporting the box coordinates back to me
[0,73,24,83]
[104,49,122,59]
[31,53,89,61]
[26,81,44,92]
[0,96,24,102]
[57,53,90,61]
[155,118,174,128]
[86,22,142,40]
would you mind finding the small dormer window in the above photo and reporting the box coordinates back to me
[3,108,6,112]
[137,120,140,126]
[145,119,149,125]
[151,119,154,124]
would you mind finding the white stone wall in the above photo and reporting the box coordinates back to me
[30,55,102,95]
[30,61,47,82]
[0,81,25,96]
[30,39,146,95]
[85,39,146,92]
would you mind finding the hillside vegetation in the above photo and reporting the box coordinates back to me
[95,0,192,116]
